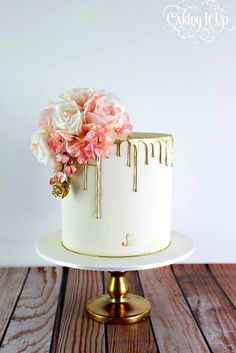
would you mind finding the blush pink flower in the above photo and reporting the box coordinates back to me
[66,138,90,164]
[49,177,54,185]
[64,165,76,177]
[80,91,132,139]
[32,88,133,194]
[47,131,67,154]
[114,112,133,140]
[83,125,116,158]
[39,102,56,132]
[56,153,73,164]
[57,171,67,183]
[66,137,84,157]
[62,88,94,111]
[51,159,62,174]
[77,144,92,164]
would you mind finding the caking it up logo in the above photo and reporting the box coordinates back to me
[163,0,234,43]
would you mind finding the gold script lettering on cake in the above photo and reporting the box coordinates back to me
[81,132,174,218]
[121,232,160,250]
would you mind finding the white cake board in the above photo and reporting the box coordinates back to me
[36,230,194,272]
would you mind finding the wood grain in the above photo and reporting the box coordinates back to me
[139,266,210,353]
[173,264,236,353]
[208,264,236,307]
[104,271,158,353]
[0,267,62,353]
[0,268,28,343]
[0,265,235,353]
[55,269,105,353]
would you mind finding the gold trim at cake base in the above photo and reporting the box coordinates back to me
[61,240,171,258]
[86,294,151,324]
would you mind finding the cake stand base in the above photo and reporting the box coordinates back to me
[36,231,194,324]
[87,294,150,324]
[87,271,151,324]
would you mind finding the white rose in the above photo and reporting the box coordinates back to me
[31,130,51,165]
[52,100,81,135]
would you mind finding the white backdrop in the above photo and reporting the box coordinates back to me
[0,0,235,266]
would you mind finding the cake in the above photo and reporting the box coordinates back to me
[62,133,173,256]
[31,88,174,257]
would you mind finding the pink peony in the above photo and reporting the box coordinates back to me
[81,93,132,135]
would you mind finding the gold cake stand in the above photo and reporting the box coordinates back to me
[86,271,151,324]
[36,231,194,324]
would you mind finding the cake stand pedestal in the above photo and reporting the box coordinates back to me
[36,231,194,324]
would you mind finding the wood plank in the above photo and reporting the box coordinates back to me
[55,269,105,353]
[49,267,68,353]
[0,268,28,343]
[173,264,236,353]
[208,264,236,307]
[104,271,158,353]
[139,266,210,353]
[0,267,62,353]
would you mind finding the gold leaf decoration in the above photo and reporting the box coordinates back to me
[51,177,71,199]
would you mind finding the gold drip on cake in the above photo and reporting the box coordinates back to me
[143,142,149,165]
[116,141,122,157]
[160,140,165,164]
[133,144,138,192]
[127,142,131,166]
[117,132,174,194]
[83,133,174,219]
[126,132,174,167]
[95,156,101,219]
[151,142,155,158]
[82,164,88,190]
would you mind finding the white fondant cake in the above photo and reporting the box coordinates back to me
[61,133,173,257]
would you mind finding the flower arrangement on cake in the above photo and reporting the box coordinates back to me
[31,88,133,198]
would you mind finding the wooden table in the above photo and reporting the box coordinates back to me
[0,265,235,353]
